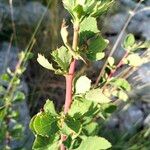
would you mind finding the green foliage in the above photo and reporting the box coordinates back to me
[1,74,10,82]
[33,112,59,137]
[31,94,116,149]
[37,54,55,71]
[0,0,149,149]
[63,0,114,22]
[109,78,131,101]
[52,46,72,73]
[123,33,135,49]
[30,0,121,149]
[76,136,112,150]
[86,35,108,61]
[110,78,131,92]
[44,99,58,116]
[79,16,108,61]
[30,0,150,150]
[108,57,115,67]
[30,97,114,149]
[80,17,99,33]
[83,122,99,136]
[12,91,25,102]
[0,106,6,122]
[33,135,59,150]
[124,54,143,67]
[37,46,72,75]
[30,100,60,149]
[62,116,82,138]
[0,51,33,149]
[123,34,150,52]
[85,89,111,104]
[68,97,93,118]
[122,34,150,69]
[117,90,128,102]
[75,76,91,94]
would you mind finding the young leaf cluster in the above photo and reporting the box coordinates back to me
[123,34,150,67]
[63,0,114,22]
[30,96,113,150]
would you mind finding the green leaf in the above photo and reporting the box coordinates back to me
[62,116,82,138]
[138,41,150,49]
[47,142,59,150]
[33,112,59,137]
[13,91,25,102]
[94,52,105,61]
[13,76,20,85]
[8,111,19,118]
[44,100,57,116]
[108,57,115,66]
[79,17,100,49]
[63,135,72,149]
[83,122,99,136]
[80,17,99,33]
[29,114,37,134]
[76,136,112,150]
[68,97,93,118]
[125,54,143,67]
[75,76,91,94]
[102,104,117,114]
[86,35,108,61]
[85,89,111,104]
[0,106,6,122]
[62,0,75,17]
[63,0,114,21]
[124,34,135,48]
[0,74,10,82]
[33,135,51,149]
[11,124,24,138]
[91,0,114,18]
[118,90,128,101]
[37,54,55,71]
[69,97,99,120]
[52,46,72,72]
[97,104,117,119]
[33,135,59,150]
[73,4,85,19]
[79,17,99,49]
[110,78,131,91]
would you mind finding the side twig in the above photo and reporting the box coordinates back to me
[94,0,143,87]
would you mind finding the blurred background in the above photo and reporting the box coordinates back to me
[0,0,150,149]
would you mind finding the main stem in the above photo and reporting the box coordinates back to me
[61,22,79,150]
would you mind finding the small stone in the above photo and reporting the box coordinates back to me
[107,116,119,128]
[0,42,18,74]
[144,114,150,128]
[0,1,51,28]
[128,11,150,40]
[103,13,128,34]
[119,105,144,132]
